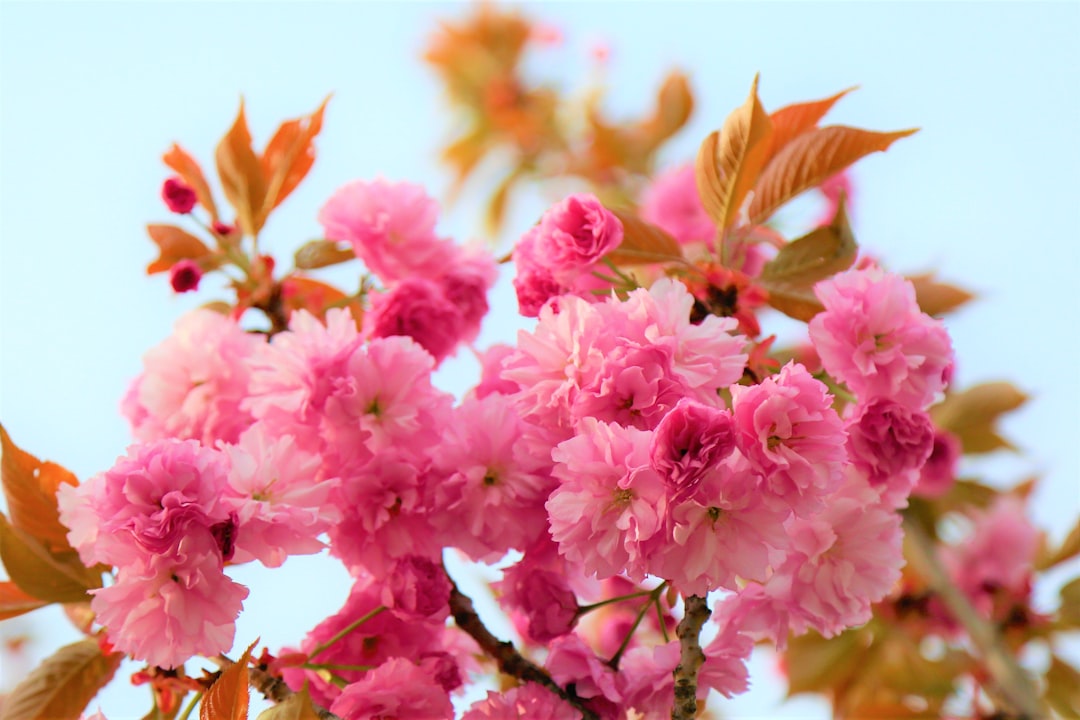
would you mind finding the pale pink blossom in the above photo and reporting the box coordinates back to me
[123,309,262,445]
[731,362,847,515]
[329,657,453,720]
[699,616,753,698]
[318,178,456,283]
[618,641,681,717]
[846,398,935,506]
[462,683,580,720]
[571,341,685,430]
[472,343,520,399]
[547,420,666,581]
[809,268,953,409]
[639,163,715,247]
[914,429,962,499]
[546,633,623,705]
[92,553,248,669]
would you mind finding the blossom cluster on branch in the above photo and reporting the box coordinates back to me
[1,5,1078,720]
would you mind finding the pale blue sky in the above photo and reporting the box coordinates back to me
[1,2,1078,717]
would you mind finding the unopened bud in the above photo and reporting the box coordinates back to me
[161,177,197,214]
[169,260,202,293]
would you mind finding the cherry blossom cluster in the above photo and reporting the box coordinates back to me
[57,175,957,717]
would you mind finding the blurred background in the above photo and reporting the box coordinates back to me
[1,2,1077,717]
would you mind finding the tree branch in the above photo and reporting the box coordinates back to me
[902,517,1047,719]
[671,594,711,720]
[444,567,598,720]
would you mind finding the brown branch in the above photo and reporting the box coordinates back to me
[211,654,341,720]
[671,594,711,720]
[903,518,1047,720]
[444,568,598,720]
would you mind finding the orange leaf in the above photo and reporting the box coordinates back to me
[216,100,268,238]
[907,273,976,317]
[280,277,362,328]
[146,224,213,275]
[695,74,774,232]
[201,641,257,720]
[758,194,857,321]
[605,209,684,266]
[0,513,98,603]
[0,424,79,555]
[0,638,123,720]
[642,70,694,146]
[293,240,355,271]
[0,581,48,620]
[748,124,918,225]
[930,381,1028,454]
[254,688,322,720]
[259,95,331,222]
[163,144,220,222]
[764,87,856,165]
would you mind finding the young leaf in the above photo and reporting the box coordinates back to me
[758,194,857,321]
[1045,656,1080,719]
[0,580,49,620]
[0,638,123,720]
[163,144,220,222]
[0,513,97,603]
[1037,520,1080,571]
[605,209,684,266]
[0,424,79,554]
[748,125,918,225]
[259,96,330,222]
[1058,578,1080,629]
[764,86,856,165]
[695,75,774,232]
[930,382,1028,454]
[216,100,268,238]
[254,689,321,720]
[293,240,355,270]
[642,70,694,146]
[908,273,976,317]
[201,641,257,720]
[146,224,213,275]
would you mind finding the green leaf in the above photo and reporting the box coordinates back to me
[0,638,122,720]
[1037,520,1080,571]
[1045,656,1080,719]
[1057,577,1080,629]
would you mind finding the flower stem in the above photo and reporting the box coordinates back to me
[307,605,387,661]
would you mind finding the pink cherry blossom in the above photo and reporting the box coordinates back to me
[546,633,623,705]
[318,178,457,283]
[536,193,623,274]
[123,309,263,446]
[366,276,465,364]
[329,657,453,720]
[846,398,935,506]
[639,163,715,247]
[380,555,451,621]
[618,641,681,716]
[462,683,580,720]
[650,398,736,500]
[913,429,962,499]
[571,341,685,430]
[440,250,498,343]
[496,560,579,643]
[809,267,953,409]
[699,615,753,698]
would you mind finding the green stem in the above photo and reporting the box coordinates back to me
[302,662,375,673]
[607,583,668,670]
[903,517,1047,719]
[307,606,387,661]
[577,589,653,614]
[176,691,202,720]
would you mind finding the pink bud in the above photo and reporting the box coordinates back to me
[212,221,236,236]
[169,260,202,293]
[161,177,197,214]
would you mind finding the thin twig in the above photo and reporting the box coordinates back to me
[903,518,1047,719]
[671,594,711,720]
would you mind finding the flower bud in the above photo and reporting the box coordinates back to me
[169,260,202,293]
[161,177,197,214]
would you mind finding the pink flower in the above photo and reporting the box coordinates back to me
[168,260,202,293]
[650,398,735,500]
[366,276,464,364]
[380,555,451,621]
[496,561,579,643]
[846,398,935,505]
[462,683,580,720]
[571,341,685,430]
[161,176,197,214]
[699,616,753,698]
[92,553,248,669]
[58,439,232,571]
[639,164,715,247]
[546,634,622,705]
[330,657,453,720]
[318,179,457,283]
[913,429,962,499]
[731,362,847,515]
[536,193,623,273]
[440,250,498,343]
[472,343,520,399]
[809,268,953,409]
[547,420,667,581]
[123,309,263,446]
[618,641,681,716]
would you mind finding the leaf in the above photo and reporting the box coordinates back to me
[785,627,868,696]
[605,209,684,265]
[0,638,123,720]
[758,194,857,321]
[259,96,330,223]
[908,273,976,317]
[764,87,856,164]
[484,166,524,236]
[930,382,1028,454]
[1045,656,1080,719]
[0,424,79,554]
[695,74,774,232]
[254,689,321,720]
[1039,521,1080,571]
[163,144,219,222]
[0,513,97,603]
[201,641,256,720]
[0,581,48,620]
[146,224,213,275]
[748,125,918,225]
[216,100,268,238]
[642,70,694,145]
[293,240,355,270]
[1057,577,1080,629]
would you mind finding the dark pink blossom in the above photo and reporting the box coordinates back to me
[366,276,463,364]
[913,429,962,499]
[161,176,197,214]
[847,398,935,504]
[537,192,623,273]
[381,555,451,621]
[496,561,579,643]
[650,398,736,499]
